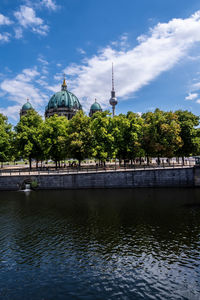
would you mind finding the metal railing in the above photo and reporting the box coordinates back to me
[0,162,195,176]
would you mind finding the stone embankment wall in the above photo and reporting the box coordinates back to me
[0,167,198,191]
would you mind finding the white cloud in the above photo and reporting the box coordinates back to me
[37,55,49,65]
[0,13,12,26]
[196,99,200,104]
[185,92,198,100]
[41,0,58,10]
[14,27,23,39]
[0,67,48,120]
[63,11,200,111]
[0,105,21,121]
[192,82,200,91]
[24,0,58,11]
[0,32,10,43]
[47,83,60,93]
[14,6,49,35]
[77,48,86,55]
[111,33,129,49]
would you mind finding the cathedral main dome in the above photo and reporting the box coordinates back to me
[45,78,82,119]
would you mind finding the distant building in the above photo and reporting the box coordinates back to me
[19,65,117,119]
[89,99,102,117]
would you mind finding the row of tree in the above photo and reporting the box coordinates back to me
[0,109,200,169]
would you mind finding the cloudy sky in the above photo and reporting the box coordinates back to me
[1,0,200,123]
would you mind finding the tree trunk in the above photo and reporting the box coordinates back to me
[139,156,142,165]
[1,162,3,168]
[157,156,160,166]
[147,156,149,166]
[55,161,57,169]
[29,157,32,170]
[36,160,38,169]
[182,156,185,166]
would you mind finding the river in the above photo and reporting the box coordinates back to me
[0,188,199,299]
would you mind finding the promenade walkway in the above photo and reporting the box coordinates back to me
[0,163,194,176]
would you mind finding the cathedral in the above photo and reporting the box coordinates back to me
[20,66,117,119]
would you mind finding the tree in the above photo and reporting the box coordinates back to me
[111,114,130,164]
[127,112,145,163]
[91,111,114,164]
[175,110,200,163]
[67,111,93,167]
[41,114,69,168]
[142,109,182,164]
[0,114,13,168]
[15,110,43,169]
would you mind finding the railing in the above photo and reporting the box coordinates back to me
[0,162,195,176]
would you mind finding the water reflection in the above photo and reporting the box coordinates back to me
[0,188,200,299]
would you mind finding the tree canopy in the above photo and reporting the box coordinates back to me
[0,108,199,168]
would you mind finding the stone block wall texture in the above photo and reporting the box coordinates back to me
[0,167,196,191]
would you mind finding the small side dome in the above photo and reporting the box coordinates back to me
[89,99,102,117]
[22,101,33,111]
[20,99,33,118]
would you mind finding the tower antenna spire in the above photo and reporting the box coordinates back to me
[112,62,114,91]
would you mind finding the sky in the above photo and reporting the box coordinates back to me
[1,0,200,123]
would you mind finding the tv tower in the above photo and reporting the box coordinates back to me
[109,63,118,117]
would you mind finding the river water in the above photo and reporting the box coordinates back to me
[0,188,200,300]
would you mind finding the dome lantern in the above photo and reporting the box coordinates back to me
[61,74,67,91]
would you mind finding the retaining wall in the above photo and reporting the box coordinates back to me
[0,167,197,191]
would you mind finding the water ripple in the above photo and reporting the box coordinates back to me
[0,188,199,299]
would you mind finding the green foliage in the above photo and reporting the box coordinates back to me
[0,114,13,166]
[14,110,43,168]
[142,109,182,161]
[175,110,200,157]
[1,108,200,167]
[41,114,69,165]
[67,111,93,165]
[91,111,114,162]
[31,179,38,189]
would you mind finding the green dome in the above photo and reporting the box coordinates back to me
[46,90,82,111]
[22,101,33,111]
[90,101,102,111]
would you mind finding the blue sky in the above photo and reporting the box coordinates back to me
[1,0,200,123]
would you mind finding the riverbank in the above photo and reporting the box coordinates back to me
[0,166,198,191]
